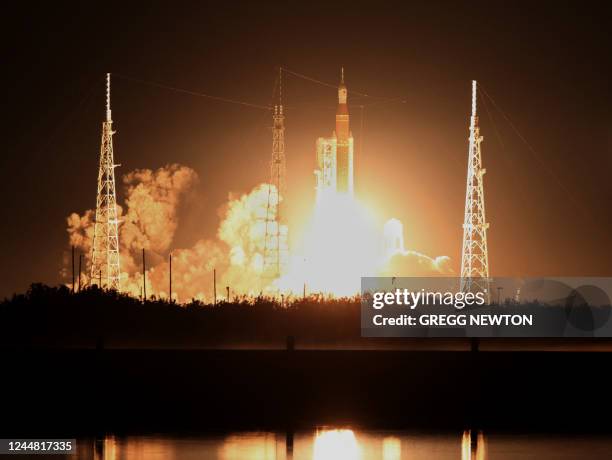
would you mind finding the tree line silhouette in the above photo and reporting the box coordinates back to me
[3,282,608,349]
[0,283,362,348]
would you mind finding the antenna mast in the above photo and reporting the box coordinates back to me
[263,67,288,277]
[91,73,121,290]
[460,80,490,300]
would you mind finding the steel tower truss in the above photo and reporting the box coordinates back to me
[91,73,121,290]
[263,103,289,277]
[460,80,490,300]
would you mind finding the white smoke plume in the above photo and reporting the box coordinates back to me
[66,165,278,301]
[119,165,198,274]
[382,250,454,276]
[66,163,451,301]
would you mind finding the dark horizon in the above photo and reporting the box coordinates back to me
[2,1,611,298]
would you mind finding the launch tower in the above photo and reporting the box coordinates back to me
[263,71,289,276]
[460,80,490,300]
[90,73,121,290]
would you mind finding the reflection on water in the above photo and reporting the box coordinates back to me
[382,437,401,460]
[461,430,486,460]
[313,429,361,460]
[218,433,279,460]
[85,428,612,460]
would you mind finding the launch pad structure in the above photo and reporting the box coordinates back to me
[263,70,289,277]
[90,73,121,290]
[460,80,490,300]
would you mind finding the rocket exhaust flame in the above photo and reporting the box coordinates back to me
[279,192,382,296]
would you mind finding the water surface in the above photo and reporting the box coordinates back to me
[68,429,612,460]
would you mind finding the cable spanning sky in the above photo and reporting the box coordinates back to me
[1,1,611,298]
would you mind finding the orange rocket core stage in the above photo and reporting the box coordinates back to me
[335,68,351,193]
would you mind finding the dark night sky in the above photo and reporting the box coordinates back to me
[2,1,611,298]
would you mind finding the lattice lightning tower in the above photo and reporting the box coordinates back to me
[90,73,121,290]
[263,70,288,277]
[460,80,490,300]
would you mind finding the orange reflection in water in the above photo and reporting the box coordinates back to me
[93,436,116,460]
[93,436,179,460]
[218,433,279,460]
[313,429,361,460]
[89,429,486,460]
[462,430,486,460]
[382,436,401,460]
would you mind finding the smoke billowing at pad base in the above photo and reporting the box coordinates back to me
[67,165,273,301]
[65,164,450,301]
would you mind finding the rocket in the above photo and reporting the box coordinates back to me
[314,68,354,198]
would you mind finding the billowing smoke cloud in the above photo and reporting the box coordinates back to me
[122,182,276,301]
[68,164,199,299]
[66,165,277,301]
[67,209,96,254]
[66,163,451,300]
[119,165,198,274]
[378,217,453,277]
[216,184,279,296]
[382,250,454,276]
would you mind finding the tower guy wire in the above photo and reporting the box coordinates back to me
[113,73,271,110]
[280,66,406,103]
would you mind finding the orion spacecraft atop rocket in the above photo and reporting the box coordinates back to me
[315,68,354,198]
